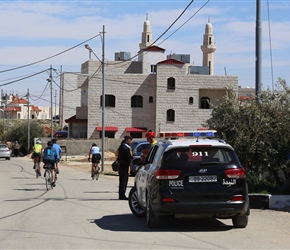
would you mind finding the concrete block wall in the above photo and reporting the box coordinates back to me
[61,73,81,126]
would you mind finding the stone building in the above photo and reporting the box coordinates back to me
[61,18,239,139]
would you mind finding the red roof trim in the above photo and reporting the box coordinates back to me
[143,45,165,52]
[65,115,87,124]
[126,127,147,132]
[96,126,118,132]
[158,58,185,65]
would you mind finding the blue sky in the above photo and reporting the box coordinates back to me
[0,0,289,107]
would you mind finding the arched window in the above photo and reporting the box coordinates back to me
[131,95,143,108]
[167,77,175,90]
[149,96,153,103]
[200,97,210,109]
[167,109,175,122]
[189,97,193,105]
[100,95,116,107]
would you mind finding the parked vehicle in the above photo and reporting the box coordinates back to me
[128,138,250,228]
[129,140,151,176]
[0,144,11,160]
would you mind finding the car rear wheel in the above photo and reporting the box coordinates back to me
[232,214,248,228]
[128,187,145,217]
[146,195,160,228]
[6,157,10,160]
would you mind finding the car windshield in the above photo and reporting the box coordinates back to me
[161,146,239,168]
[130,142,139,150]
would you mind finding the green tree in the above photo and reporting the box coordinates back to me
[205,78,290,191]
[2,120,47,154]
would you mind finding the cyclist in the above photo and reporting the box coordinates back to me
[42,141,58,187]
[145,130,157,146]
[32,139,43,175]
[88,142,101,178]
[51,138,61,174]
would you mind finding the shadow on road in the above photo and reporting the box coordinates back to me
[94,214,232,232]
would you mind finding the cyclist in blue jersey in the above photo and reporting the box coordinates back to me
[88,142,102,178]
[51,138,61,174]
[42,141,58,187]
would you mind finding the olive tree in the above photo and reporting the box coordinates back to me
[205,78,290,191]
[3,120,47,154]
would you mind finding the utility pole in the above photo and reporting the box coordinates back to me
[256,0,262,98]
[101,25,105,172]
[55,89,57,121]
[27,89,30,153]
[49,65,53,139]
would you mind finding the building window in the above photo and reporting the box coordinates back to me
[200,97,210,109]
[167,77,175,90]
[100,95,115,107]
[209,37,212,44]
[130,132,143,138]
[151,65,156,74]
[149,96,153,103]
[100,131,115,138]
[131,95,143,108]
[147,34,150,42]
[167,109,175,122]
[189,97,193,104]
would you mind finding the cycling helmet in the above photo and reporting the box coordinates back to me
[92,142,97,147]
[36,139,41,144]
[145,131,155,138]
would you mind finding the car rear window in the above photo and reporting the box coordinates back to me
[0,144,8,149]
[161,146,239,167]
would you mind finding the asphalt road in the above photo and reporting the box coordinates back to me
[0,157,290,249]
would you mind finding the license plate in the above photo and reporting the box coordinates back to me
[189,175,217,183]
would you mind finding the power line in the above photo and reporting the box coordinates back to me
[0,34,101,74]
[0,69,49,87]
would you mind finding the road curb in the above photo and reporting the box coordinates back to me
[249,194,290,210]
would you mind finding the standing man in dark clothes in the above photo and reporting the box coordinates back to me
[117,136,133,200]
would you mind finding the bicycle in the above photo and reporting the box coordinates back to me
[33,156,41,178]
[89,158,100,180]
[43,162,57,190]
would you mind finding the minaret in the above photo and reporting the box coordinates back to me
[139,14,153,50]
[200,18,216,75]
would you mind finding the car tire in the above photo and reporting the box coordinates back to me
[6,157,10,160]
[146,194,160,228]
[232,215,248,228]
[128,187,146,217]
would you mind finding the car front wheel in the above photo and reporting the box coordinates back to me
[128,187,146,217]
[232,214,248,228]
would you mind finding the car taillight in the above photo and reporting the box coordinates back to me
[224,168,246,179]
[155,170,181,180]
[161,197,176,203]
[230,195,244,202]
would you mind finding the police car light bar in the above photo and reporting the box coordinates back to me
[159,130,218,138]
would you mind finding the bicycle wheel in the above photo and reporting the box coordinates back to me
[95,169,99,180]
[45,169,51,191]
[35,162,39,178]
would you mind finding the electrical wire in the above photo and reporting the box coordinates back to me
[104,0,197,66]
[29,81,50,102]
[0,69,49,87]
[0,34,101,74]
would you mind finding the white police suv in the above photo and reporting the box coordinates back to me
[128,137,249,228]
